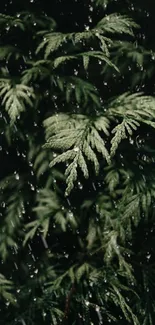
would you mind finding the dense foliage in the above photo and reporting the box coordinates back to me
[0,0,155,324]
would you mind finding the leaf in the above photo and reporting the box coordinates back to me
[0,79,35,122]
[96,14,139,36]
[43,114,110,195]
[83,55,90,70]
[36,32,67,58]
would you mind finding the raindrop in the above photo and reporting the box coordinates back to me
[6,301,10,306]
[129,137,134,144]
[41,235,48,248]
[96,306,100,312]
[28,244,32,251]
[146,252,151,261]
[6,25,10,31]
[92,182,96,190]
[44,90,49,97]
[21,319,26,325]
[30,184,35,191]
[32,254,36,261]
[15,173,19,180]
[78,181,83,190]
[14,262,18,270]
[67,198,71,206]
[74,146,79,152]
[11,221,15,227]
[74,69,78,75]
[68,210,73,218]
[85,300,89,306]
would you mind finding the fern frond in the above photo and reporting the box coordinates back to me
[76,263,93,283]
[0,274,14,304]
[20,11,56,30]
[36,13,137,62]
[43,113,110,195]
[96,14,139,36]
[0,46,21,61]
[110,118,139,156]
[24,189,61,244]
[86,219,97,249]
[88,267,138,323]
[55,76,100,106]
[105,167,120,192]
[107,93,155,154]
[108,92,155,121]
[22,61,51,84]
[0,79,35,122]
[24,189,78,244]
[52,51,118,72]
[0,191,24,260]
[0,13,25,30]
[111,284,139,325]
[27,142,54,180]
[95,0,113,7]
[79,51,119,71]
[83,55,90,70]
[53,55,76,68]
[36,30,110,60]
[36,32,67,58]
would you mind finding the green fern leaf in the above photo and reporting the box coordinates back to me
[43,114,110,195]
[0,79,35,122]
[96,14,139,36]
